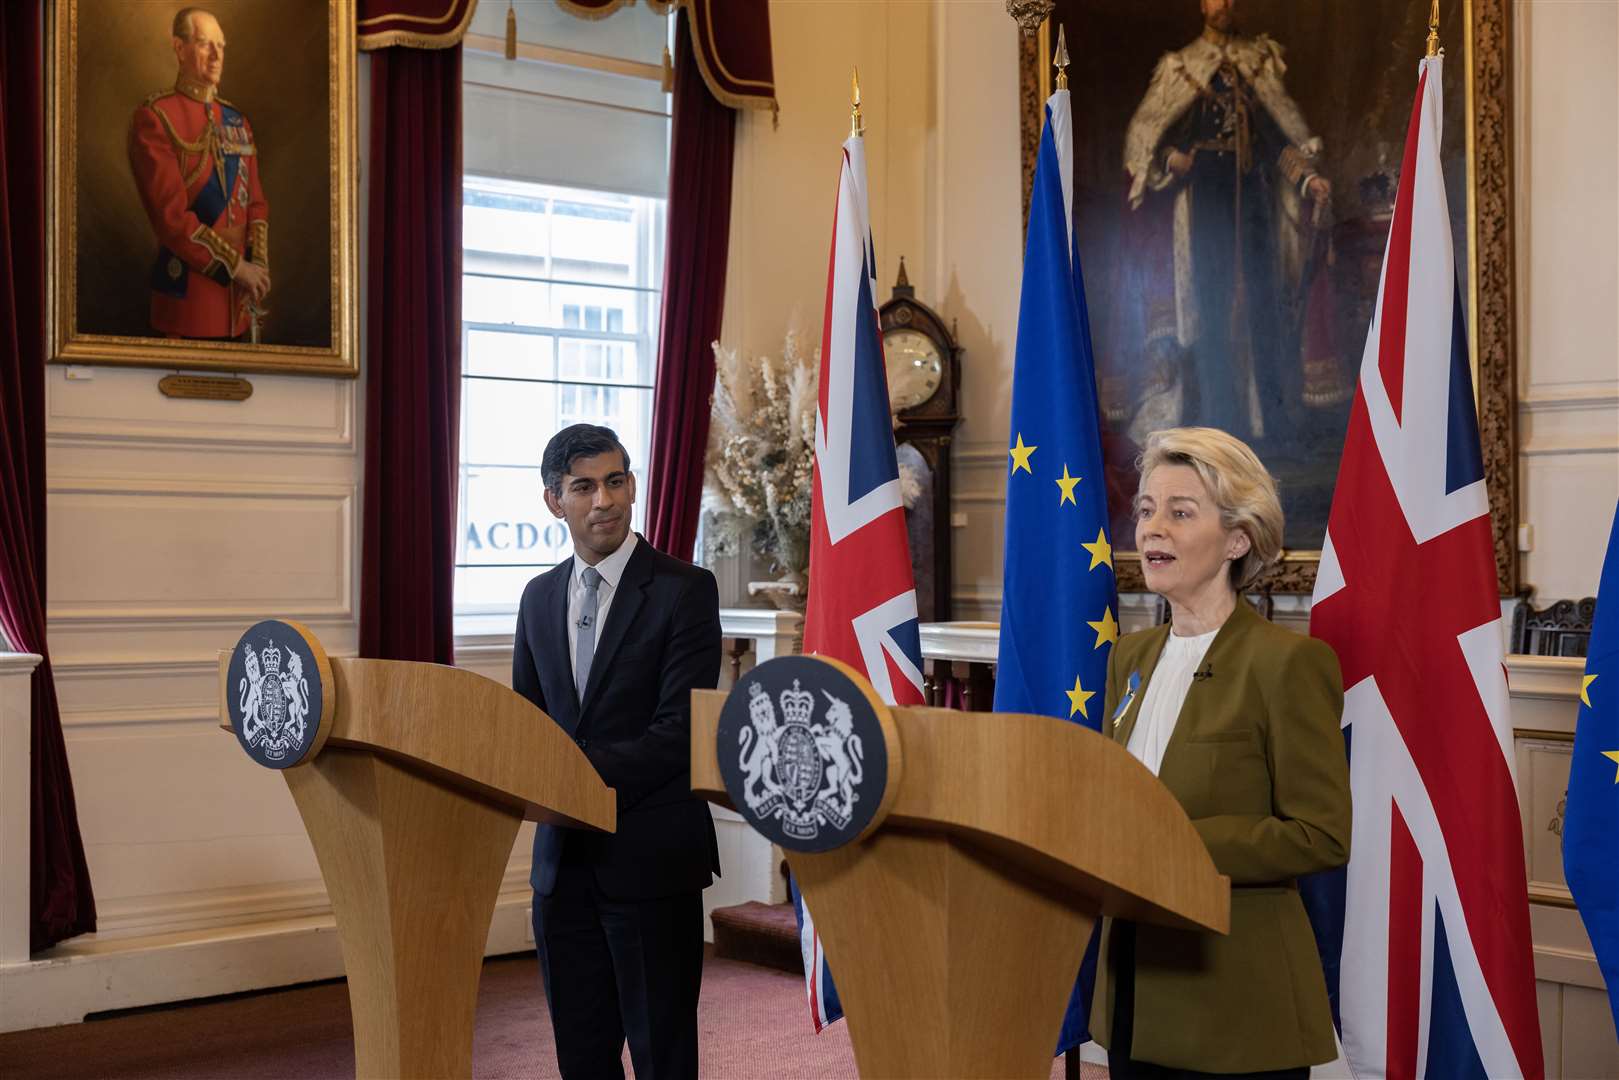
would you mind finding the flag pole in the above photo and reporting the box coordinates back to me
[850,67,864,138]
[1053,24,1069,91]
[1426,0,1441,57]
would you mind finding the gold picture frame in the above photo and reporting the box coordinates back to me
[48,0,358,377]
[1020,0,1519,597]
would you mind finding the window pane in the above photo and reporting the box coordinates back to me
[454,468,652,613]
[459,466,569,567]
[464,194,551,259]
[549,283,647,334]
[455,565,555,614]
[462,379,558,466]
[555,385,653,442]
[464,275,549,326]
[557,337,652,386]
[551,200,637,286]
[457,176,663,619]
[466,330,554,380]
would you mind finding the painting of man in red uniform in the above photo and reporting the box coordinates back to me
[51,0,352,374]
[128,7,271,341]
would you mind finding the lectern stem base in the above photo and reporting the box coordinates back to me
[285,748,522,1079]
[789,829,1095,1080]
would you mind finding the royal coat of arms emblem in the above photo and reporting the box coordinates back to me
[238,638,312,762]
[717,656,893,852]
[227,619,330,769]
[736,678,866,841]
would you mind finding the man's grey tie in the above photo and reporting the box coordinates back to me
[574,566,602,696]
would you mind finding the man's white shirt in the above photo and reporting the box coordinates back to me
[567,531,638,692]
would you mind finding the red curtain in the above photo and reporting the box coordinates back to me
[561,0,777,113]
[358,45,462,664]
[357,0,476,50]
[0,0,96,951]
[644,11,736,559]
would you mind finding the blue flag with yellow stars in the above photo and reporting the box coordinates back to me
[1564,501,1619,1031]
[993,80,1118,1053]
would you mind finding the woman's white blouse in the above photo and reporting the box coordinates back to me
[1124,626,1220,776]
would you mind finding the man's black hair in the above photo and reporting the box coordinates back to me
[540,424,631,498]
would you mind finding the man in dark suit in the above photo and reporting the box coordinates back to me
[512,424,722,1080]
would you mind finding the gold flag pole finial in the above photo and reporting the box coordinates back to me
[1426,0,1441,57]
[850,68,864,138]
[1054,24,1070,91]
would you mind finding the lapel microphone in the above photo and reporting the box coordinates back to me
[577,614,593,629]
[1192,663,1214,681]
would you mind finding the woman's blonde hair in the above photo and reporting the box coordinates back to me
[1136,427,1284,590]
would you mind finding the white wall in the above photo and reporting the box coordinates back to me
[44,371,358,927]
[721,0,1022,621]
[1515,0,1619,603]
[931,1,1026,621]
[722,1,937,357]
[1509,3,1619,1071]
[3,49,544,1030]
[2,47,374,1025]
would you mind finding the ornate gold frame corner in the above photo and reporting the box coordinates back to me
[46,0,359,378]
[1020,0,1520,597]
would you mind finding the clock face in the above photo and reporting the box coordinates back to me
[884,328,944,412]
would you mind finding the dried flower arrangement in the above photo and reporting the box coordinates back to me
[702,331,819,581]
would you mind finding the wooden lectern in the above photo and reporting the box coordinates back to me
[692,658,1230,1080]
[219,641,614,1080]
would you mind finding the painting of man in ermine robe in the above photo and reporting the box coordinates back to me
[1118,0,1345,452]
[1049,0,1474,556]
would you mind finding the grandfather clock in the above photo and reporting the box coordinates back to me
[879,258,962,623]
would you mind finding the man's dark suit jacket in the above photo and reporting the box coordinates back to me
[512,537,722,900]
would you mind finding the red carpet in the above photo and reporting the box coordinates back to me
[0,951,1106,1078]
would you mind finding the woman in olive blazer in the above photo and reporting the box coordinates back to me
[1090,428,1352,1078]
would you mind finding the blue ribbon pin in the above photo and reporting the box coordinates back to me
[1111,670,1141,730]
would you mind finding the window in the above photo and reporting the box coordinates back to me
[455,176,666,621]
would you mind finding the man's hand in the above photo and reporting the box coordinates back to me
[234,260,271,303]
[1305,175,1332,227]
[1166,149,1195,177]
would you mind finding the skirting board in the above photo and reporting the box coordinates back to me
[0,889,537,1033]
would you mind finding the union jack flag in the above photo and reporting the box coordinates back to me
[792,127,926,1033]
[1304,55,1543,1078]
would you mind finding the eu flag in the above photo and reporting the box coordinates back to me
[993,80,1118,1052]
[1563,502,1619,1031]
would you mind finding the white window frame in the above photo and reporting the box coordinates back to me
[454,180,665,638]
